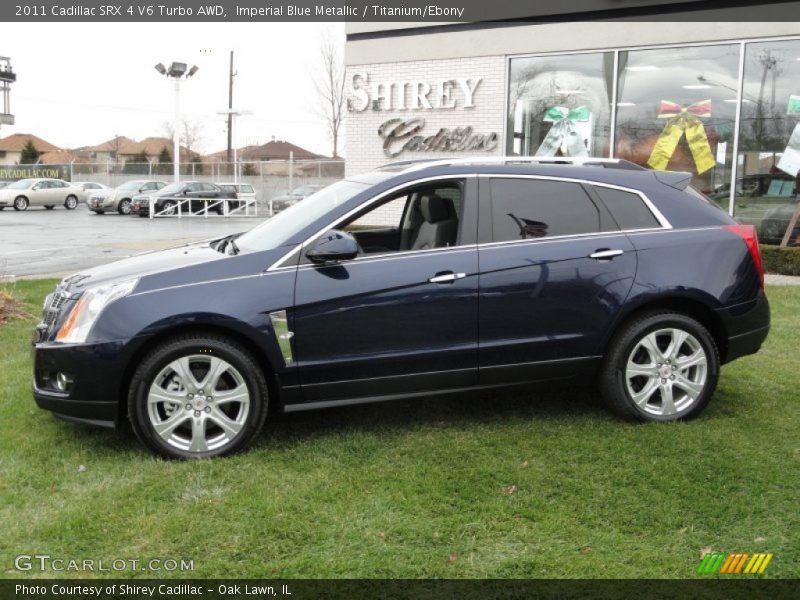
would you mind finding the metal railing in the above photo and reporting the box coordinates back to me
[147,196,259,219]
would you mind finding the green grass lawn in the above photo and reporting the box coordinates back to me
[1,279,798,579]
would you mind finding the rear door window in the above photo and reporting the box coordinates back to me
[490,178,606,241]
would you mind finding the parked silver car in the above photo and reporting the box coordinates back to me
[270,184,326,211]
[88,180,167,215]
[73,182,111,204]
[0,178,84,211]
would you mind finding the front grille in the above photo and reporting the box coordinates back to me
[41,289,68,327]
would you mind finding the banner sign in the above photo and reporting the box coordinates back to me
[0,164,70,181]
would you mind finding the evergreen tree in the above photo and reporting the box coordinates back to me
[19,140,41,164]
[157,147,172,175]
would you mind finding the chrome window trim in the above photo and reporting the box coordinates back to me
[479,173,672,230]
[266,172,674,271]
[267,174,479,271]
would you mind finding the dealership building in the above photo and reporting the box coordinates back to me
[344,2,800,239]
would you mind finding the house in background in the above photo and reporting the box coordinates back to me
[80,135,135,163]
[0,133,60,164]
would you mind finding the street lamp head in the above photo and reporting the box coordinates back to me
[154,62,167,75]
[187,65,199,78]
[167,62,188,78]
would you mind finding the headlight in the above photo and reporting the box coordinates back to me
[56,278,139,343]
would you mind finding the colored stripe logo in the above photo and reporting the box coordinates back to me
[697,552,773,574]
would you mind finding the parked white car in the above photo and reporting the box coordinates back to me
[0,178,84,211]
[73,181,112,204]
[215,182,257,211]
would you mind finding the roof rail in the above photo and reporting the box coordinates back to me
[379,156,647,173]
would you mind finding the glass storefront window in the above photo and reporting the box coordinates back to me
[736,39,800,246]
[507,53,614,158]
[615,45,740,208]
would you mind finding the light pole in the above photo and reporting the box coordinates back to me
[155,61,198,183]
[0,56,16,135]
[216,108,252,183]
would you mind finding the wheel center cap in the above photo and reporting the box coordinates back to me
[194,396,207,409]
[659,366,672,378]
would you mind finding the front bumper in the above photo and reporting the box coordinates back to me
[32,340,126,428]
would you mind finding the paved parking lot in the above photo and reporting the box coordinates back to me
[0,206,263,278]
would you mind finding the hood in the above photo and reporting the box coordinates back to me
[62,240,226,292]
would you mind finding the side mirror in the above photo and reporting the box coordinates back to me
[305,230,358,264]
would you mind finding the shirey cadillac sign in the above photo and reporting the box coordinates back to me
[348,72,499,158]
[0,164,69,181]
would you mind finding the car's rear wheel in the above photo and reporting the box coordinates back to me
[128,334,269,459]
[600,311,719,422]
[64,195,78,210]
[118,199,132,215]
[44,205,55,210]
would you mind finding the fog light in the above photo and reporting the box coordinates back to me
[55,372,73,392]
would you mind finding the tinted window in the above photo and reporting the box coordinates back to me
[490,179,601,241]
[593,186,661,230]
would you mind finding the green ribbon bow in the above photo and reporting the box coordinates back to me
[543,105,591,122]
[536,106,591,157]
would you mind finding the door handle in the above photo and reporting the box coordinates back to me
[428,272,466,283]
[589,249,624,260]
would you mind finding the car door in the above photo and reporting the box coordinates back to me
[32,180,52,205]
[477,175,638,385]
[291,177,479,402]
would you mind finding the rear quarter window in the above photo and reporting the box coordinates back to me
[593,186,661,230]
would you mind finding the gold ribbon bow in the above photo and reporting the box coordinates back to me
[647,99,716,174]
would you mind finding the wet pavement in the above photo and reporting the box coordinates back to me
[0,205,263,279]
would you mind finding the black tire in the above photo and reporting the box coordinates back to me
[44,205,55,210]
[117,198,132,215]
[599,311,719,422]
[161,200,177,216]
[13,196,28,211]
[0,206,4,210]
[128,334,269,459]
[64,195,78,210]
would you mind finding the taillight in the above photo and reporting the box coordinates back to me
[724,224,764,289]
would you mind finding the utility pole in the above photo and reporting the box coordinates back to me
[226,51,235,164]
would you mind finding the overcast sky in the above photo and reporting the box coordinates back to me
[0,22,344,156]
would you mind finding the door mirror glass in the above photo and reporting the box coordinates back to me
[306,230,359,264]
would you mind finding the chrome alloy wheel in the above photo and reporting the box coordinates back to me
[147,355,251,453]
[625,328,708,417]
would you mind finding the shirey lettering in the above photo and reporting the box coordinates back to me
[378,118,499,158]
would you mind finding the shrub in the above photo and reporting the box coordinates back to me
[761,244,800,276]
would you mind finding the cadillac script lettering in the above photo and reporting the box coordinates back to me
[379,118,499,158]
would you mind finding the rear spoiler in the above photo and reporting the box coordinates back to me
[653,170,693,190]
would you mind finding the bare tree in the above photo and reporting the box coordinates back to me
[162,119,205,156]
[313,29,346,158]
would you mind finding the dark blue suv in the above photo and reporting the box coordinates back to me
[32,158,770,459]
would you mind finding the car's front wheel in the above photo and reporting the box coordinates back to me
[161,200,177,216]
[64,195,78,210]
[118,199,132,215]
[600,312,719,422]
[128,334,269,459]
[13,196,28,211]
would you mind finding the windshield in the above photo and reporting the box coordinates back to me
[235,180,368,254]
[118,180,145,191]
[7,179,34,190]
[158,182,184,194]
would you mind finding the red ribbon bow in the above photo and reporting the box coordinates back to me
[657,99,712,119]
